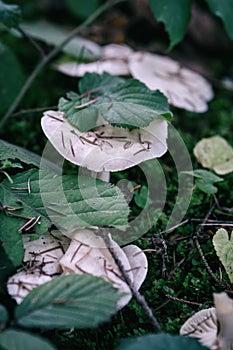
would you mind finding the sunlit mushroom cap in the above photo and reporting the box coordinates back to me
[180,307,218,350]
[7,271,52,304]
[41,110,168,172]
[128,52,214,112]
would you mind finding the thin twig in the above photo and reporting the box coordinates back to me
[9,106,57,118]
[101,229,163,333]
[0,0,125,128]
[165,294,204,307]
[192,204,226,288]
[17,27,45,58]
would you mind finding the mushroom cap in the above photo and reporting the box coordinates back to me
[41,110,168,172]
[54,44,133,77]
[213,292,233,341]
[128,52,214,113]
[101,44,134,60]
[122,244,148,291]
[59,229,133,309]
[193,136,233,175]
[180,307,218,350]
[54,59,130,77]
[59,229,148,309]
[7,271,52,304]
[23,231,70,275]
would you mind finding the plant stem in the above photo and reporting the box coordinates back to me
[0,0,125,129]
[102,230,163,333]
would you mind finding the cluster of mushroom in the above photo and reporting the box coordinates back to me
[7,229,148,310]
[55,43,214,113]
[180,292,233,350]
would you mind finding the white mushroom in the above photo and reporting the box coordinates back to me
[54,44,133,77]
[101,43,134,60]
[214,292,233,350]
[23,231,70,275]
[7,271,52,304]
[54,59,130,77]
[7,231,70,304]
[128,52,214,112]
[122,244,148,291]
[180,292,233,350]
[59,229,133,309]
[180,307,218,350]
[59,229,148,309]
[41,110,168,173]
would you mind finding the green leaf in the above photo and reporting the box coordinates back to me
[0,243,15,292]
[65,0,100,19]
[79,72,125,93]
[0,304,8,327]
[149,0,191,50]
[116,333,209,350]
[0,1,21,28]
[0,42,24,114]
[20,21,101,60]
[213,228,233,283]
[58,93,99,132]
[134,185,148,209]
[182,169,223,194]
[0,329,57,350]
[15,274,119,329]
[0,168,129,237]
[60,73,172,130]
[0,139,59,172]
[0,214,24,266]
[204,0,233,40]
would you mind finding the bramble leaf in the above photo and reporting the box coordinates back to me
[0,168,129,263]
[59,73,172,131]
[15,274,119,329]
